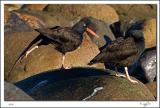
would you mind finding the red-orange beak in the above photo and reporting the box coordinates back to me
[86,27,100,38]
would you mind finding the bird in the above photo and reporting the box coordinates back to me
[8,17,100,78]
[88,20,146,84]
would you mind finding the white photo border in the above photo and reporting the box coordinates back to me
[1,0,159,107]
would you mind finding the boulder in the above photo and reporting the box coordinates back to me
[143,19,156,48]
[145,81,157,99]
[21,4,47,11]
[109,4,156,21]
[4,81,33,101]
[15,68,155,101]
[44,4,119,25]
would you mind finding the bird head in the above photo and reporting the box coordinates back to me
[71,17,100,38]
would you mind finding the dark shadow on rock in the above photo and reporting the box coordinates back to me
[15,67,111,93]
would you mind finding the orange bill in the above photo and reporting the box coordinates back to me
[86,27,100,38]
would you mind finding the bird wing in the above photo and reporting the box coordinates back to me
[96,37,138,62]
[35,26,70,44]
[105,37,138,61]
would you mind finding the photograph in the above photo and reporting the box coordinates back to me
[1,0,159,107]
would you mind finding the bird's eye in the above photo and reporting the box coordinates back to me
[83,23,87,27]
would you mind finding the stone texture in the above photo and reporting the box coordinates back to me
[143,19,156,48]
[44,4,119,25]
[15,68,155,101]
[21,4,47,11]
[4,81,33,101]
[145,81,157,99]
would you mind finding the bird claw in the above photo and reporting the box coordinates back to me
[128,79,138,84]
[64,66,71,69]
[115,73,126,78]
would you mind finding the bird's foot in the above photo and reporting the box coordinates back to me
[127,78,138,84]
[115,73,126,78]
[65,66,71,69]
[25,46,39,58]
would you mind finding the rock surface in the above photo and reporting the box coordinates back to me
[15,68,155,101]
[44,4,119,25]
[21,4,47,11]
[145,81,157,99]
[143,19,156,48]
[4,81,33,101]
[130,47,156,83]
[109,4,156,21]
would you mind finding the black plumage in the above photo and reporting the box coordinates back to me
[88,20,146,84]
[8,17,99,77]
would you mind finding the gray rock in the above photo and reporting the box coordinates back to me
[4,81,33,101]
[140,48,156,82]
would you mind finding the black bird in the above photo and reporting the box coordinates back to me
[88,20,146,84]
[8,17,99,77]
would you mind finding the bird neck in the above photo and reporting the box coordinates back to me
[71,26,85,36]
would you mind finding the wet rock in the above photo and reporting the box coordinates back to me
[143,19,156,48]
[130,47,156,83]
[44,4,119,25]
[145,81,157,99]
[139,48,156,82]
[15,68,155,101]
[21,4,47,11]
[4,81,33,101]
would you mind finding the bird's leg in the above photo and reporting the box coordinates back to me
[124,67,138,84]
[61,54,65,68]
[115,67,126,78]
[61,54,70,69]
[25,46,39,58]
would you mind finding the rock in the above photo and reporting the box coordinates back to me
[4,81,33,101]
[145,81,157,99]
[5,10,62,32]
[21,4,47,11]
[64,35,104,69]
[139,47,156,82]
[44,4,119,25]
[15,68,155,100]
[143,19,156,48]
[109,4,156,21]
[4,4,23,24]
[5,12,32,33]
[130,47,156,83]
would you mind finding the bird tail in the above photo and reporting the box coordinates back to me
[126,19,146,33]
[88,59,98,65]
[7,35,42,79]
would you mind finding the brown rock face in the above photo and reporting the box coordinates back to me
[109,4,156,21]
[44,4,119,25]
[143,19,156,48]
[21,4,47,11]
[145,82,157,99]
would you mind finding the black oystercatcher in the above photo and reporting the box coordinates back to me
[88,20,146,84]
[8,17,99,76]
